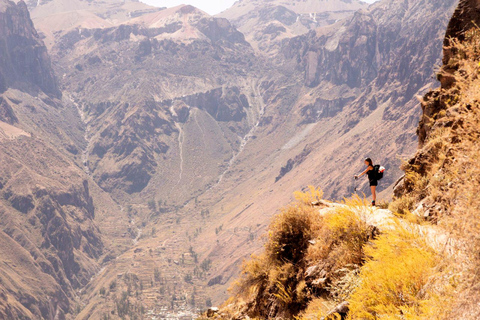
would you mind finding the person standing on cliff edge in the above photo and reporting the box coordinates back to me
[354,158,378,206]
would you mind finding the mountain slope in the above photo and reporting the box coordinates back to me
[0,1,131,318]
[218,0,368,55]
[26,0,163,48]
[52,4,265,204]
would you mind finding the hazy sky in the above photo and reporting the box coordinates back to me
[141,0,379,16]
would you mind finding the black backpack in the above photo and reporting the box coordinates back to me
[374,165,385,180]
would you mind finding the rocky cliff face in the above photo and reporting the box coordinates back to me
[396,0,479,196]
[0,0,59,96]
[444,0,480,44]
[388,2,480,317]
[0,137,102,319]
[52,5,268,203]
[0,0,111,318]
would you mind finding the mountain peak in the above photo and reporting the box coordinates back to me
[178,4,206,15]
[28,0,162,47]
[223,0,368,16]
[219,0,368,55]
[127,4,208,28]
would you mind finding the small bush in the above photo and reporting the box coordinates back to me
[231,189,323,319]
[266,204,321,265]
[389,193,415,215]
[294,186,323,205]
[307,196,373,281]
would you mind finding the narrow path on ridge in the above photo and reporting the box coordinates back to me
[316,201,456,256]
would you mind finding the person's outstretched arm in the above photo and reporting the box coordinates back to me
[355,166,373,179]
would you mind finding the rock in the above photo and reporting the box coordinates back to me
[393,175,406,198]
[207,307,219,317]
[312,277,327,286]
[181,87,249,122]
[311,199,333,208]
[322,301,349,320]
[412,201,432,219]
[305,265,319,278]
[207,275,223,286]
[443,0,480,66]
[0,0,59,96]
[194,17,247,44]
[0,97,18,124]
[275,146,312,182]
[305,264,327,284]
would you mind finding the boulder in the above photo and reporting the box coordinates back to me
[207,307,219,317]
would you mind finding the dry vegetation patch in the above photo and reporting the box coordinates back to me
[391,27,480,319]
[217,189,376,319]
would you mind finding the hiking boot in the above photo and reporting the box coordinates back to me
[372,201,376,207]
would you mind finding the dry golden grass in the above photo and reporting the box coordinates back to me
[390,27,480,319]
[347,223,442,320]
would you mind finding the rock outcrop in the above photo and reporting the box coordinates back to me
[419,0,480,148]
[444,0,480,45]
[0,0,59,96]
[396,0,480,197]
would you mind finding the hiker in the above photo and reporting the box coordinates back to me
[354,158,378,206]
